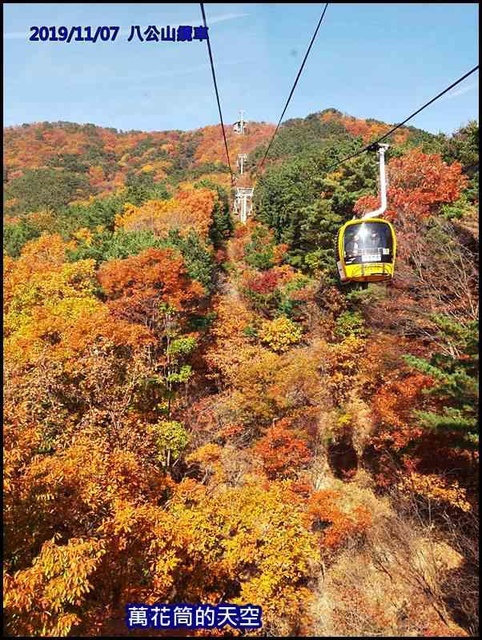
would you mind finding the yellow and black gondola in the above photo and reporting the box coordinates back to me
[336,218,396,283]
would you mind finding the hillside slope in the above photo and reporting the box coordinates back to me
[3,111,479,637]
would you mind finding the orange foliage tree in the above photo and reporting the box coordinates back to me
[98,247,203,327]
[254,421,312,479]
[354,149,468,220]
[116,186,217,239]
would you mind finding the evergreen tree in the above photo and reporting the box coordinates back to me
[404,316,478,450]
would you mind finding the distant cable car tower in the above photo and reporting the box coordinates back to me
[233,110,246,134]
[233,187,254,224]
[232,109,254,224]
[237,153,248,175]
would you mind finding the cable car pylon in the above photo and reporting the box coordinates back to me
[336,143,397,284]
[232,110,254,224]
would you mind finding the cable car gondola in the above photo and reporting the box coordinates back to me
[336,144,396,284]
[336,217,396,283]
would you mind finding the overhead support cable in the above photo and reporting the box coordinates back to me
[200,3,235,179]
[327,64,479,172]
[257,3,329,172]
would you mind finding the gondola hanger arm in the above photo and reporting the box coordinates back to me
[361,144,389,220]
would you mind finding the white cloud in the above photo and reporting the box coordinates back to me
[441,82,478,101]
[207,13,248,24]
[104,57,253,85]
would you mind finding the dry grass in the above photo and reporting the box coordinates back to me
[311,477,469,637]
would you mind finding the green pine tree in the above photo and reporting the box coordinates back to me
[404,316,478,449]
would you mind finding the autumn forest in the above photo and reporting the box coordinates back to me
[3,109,479,636]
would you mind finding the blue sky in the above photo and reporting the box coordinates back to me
[3,3,479,135]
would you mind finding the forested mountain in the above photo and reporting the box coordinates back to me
[3,109,479,637]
